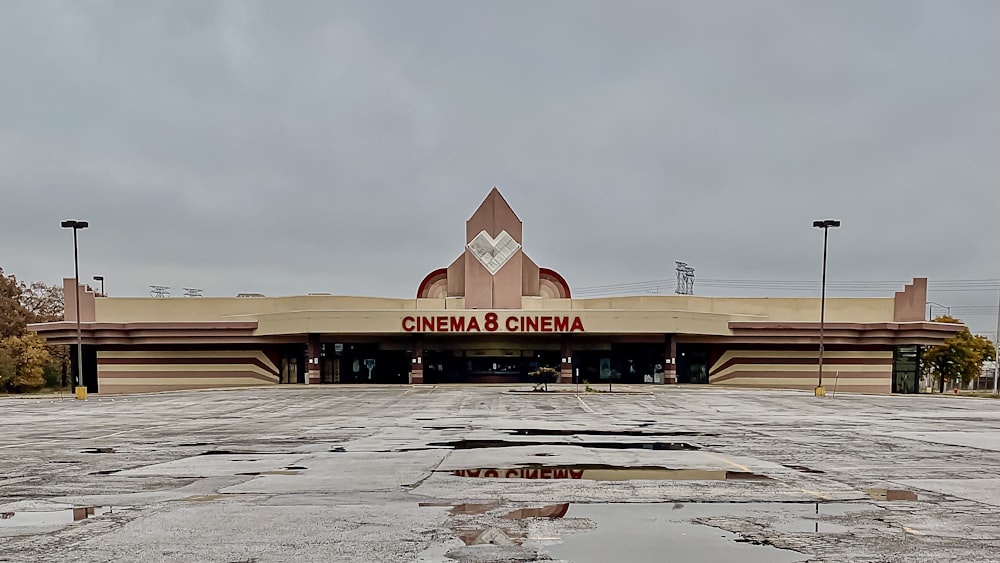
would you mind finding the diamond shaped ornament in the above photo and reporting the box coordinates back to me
[467,230,521,275]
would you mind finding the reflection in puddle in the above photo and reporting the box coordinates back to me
[417,502,501,515]
[782,464,824,474]
[508,429,711,437]
[428,439,700,451]
[456,526,525,546]
[420,502,571,546]
[450,503,500,515]
[0,506,109,529]
[505,503,570,520]
[866,488,918,501]
[769,503,849,534]
[449,465,770,481]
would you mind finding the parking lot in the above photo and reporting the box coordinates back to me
[2,385,999,562]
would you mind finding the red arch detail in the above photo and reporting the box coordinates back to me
[417,268,448,298]
[539,268,571,298]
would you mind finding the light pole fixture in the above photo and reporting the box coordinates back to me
[812,219,841,397]
[93,275,105,297]
[926,301,950,320]
[61,220,89,399]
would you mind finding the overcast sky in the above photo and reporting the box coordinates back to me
[1,1,997,334]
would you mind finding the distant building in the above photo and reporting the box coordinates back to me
[972,360,998,391]
[31,189,961,395]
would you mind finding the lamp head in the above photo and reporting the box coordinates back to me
[61,220,89,229]
[812,219,841,229]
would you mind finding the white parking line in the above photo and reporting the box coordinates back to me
[575,395,595,413]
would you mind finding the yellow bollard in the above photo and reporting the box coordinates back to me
[814,386,826,397]
[75,387,88,400]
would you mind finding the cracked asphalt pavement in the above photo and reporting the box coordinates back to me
[1,385,999,562]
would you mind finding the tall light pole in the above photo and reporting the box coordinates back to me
[93,275,104,297]
[994,289,999,395]
[812,219,841,397]
[61,220,89,399]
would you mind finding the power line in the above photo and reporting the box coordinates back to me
[575,277,1000,297]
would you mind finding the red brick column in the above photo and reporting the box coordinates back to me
[410,340,424,384]
[560,336,573,384]
[307,335,321,384]
[664,336,677,384]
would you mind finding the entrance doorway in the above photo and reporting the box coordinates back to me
[423,349,561,383]
[322,344,410,384]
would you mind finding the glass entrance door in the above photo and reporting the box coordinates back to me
[423,350,560,383]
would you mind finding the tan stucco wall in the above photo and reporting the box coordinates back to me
[564,296,894,322]
[96,349,279,394]
[92,294,897,337]
[709,349,893,394]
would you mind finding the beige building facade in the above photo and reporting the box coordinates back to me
[32,189,960,394]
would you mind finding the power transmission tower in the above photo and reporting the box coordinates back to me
[675,262,695,295]
[149,285,170,298]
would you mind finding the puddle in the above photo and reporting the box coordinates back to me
[866,488,918,501]
[236,470,300,476]
[427,439,699,451]
[81,448,115,454]
[547,504,808,563]
[0,506,110,529]
[448,465,770,481]
[420,501,862,556]
[89,469,121,475]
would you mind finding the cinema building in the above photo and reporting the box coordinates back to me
[32,189,960,395]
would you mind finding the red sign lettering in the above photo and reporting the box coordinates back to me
[401,314,584,333]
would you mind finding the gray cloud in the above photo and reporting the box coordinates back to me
[0,0,997,333]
